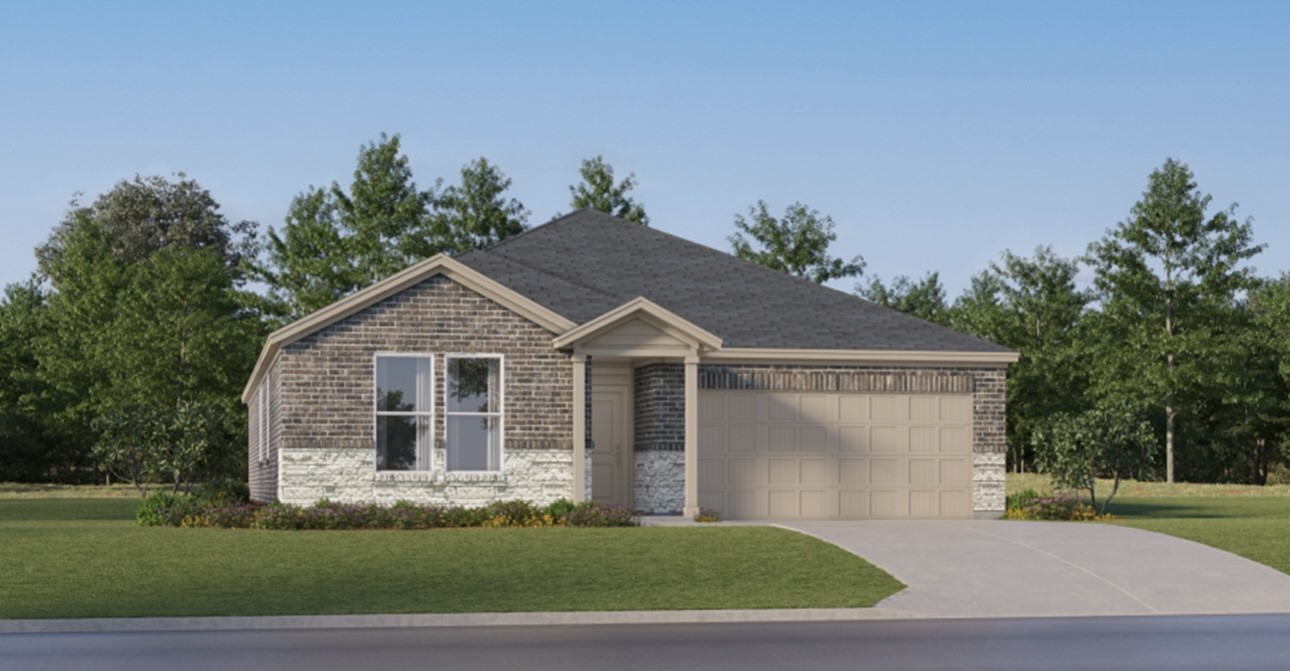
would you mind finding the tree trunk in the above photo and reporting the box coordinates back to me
[1165,388,1175,483]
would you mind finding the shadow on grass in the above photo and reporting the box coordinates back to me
[0,498,138,523]
[1105,497,1290,520]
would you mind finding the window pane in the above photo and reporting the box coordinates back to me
[446,415,500,471]
[376,416,419,471]
[377,357,430,412]
[447,358,499,413]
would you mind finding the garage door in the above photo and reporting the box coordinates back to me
[698,391,973,519]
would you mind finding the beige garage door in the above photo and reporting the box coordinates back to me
[698,391,973,519]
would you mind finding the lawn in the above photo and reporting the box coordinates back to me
[1008,473,1290,576]
[0,497,903,619]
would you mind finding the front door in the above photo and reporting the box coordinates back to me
[591,386,631,506]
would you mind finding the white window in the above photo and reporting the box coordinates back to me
[444,355,503,472]
[374,355,433,471]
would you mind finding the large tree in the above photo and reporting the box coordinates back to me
[730,200,864,284]
[1086,158,1264,482]
[952,247,1092,472]
[34,177,262,489]
[568,155,649,225]
[858,272,949,325]
[260,133,438,319]
[433,157,529,253]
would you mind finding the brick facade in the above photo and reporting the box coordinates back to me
[249,275,574,505]
[633,363,685,452]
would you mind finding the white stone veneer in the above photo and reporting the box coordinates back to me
[279,447,573,506]
[973,452,1006,516]
[635,451,684,514]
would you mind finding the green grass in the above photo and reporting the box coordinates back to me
[1008,473,1290,576]
[0,498,903,619]
[0,482,144,499]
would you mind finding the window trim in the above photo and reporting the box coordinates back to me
[258,386,269,464]
[373,352,436,473]
[443,353,505,474]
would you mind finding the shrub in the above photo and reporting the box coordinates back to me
[693,508,721,523]
[145,497,640,530]
[1006,488,1042,512]
[544,498,576,523]
[1003,492,1102,521]
[136,491,200,527]
[191,478,251,506]
[565,501,639,527]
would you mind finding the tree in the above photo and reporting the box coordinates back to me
[1033,404,1157,516]
[568,155,648,225]
[260,133,438,319]
[729,201,864,284]
[858,273,949,324]
[36,174,257,284]
[951,248,1092,472]
[34,178,261,490]
[1086,158,1264,482]
[433,157,528,253]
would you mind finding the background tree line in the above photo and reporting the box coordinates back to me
[0,134,1284,490]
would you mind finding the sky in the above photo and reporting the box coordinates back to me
[1,1,1287,297]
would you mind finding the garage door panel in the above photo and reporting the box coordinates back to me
[910,490,939,517]
[800,458,830,485]
[940,396,971,423]
[767,394,798,420]
[768,490,797,517]
[839,458,869,485]
[727,458,759,486]
[768,426,797,452]
[870,426,907,453]
[940,426,970,453]
[871,396,909,422]
[839,395,868,421]
[910,396,939,422]
[870,490,908,517]
[699,390,973,520]
[699,394,725,421]
[699,458,725,485]
[768,458,797,484]
[910,426,938,452]
[727,394,759,421]
[940,458,968,484]
[839,426,868,452]
[941,490,971,517]
[799,425,830,451]
[839,490,868,517]
[700,425,725,453]
[800,490,831,517]
[909,458,938,484]
[728,425,757,453]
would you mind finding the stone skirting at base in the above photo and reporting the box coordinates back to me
[634,451,684,514]
[278,447,573,506]
[973,451,1006,515]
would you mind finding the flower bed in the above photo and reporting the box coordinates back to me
[137,493,637,530]
[1003,489,1106,521]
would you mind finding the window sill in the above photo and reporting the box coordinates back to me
[444,471,507,483]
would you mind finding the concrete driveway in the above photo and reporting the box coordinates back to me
[781,520,1290,618]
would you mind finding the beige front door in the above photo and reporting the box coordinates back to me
[591,386,631,506]
[698,390,974,519]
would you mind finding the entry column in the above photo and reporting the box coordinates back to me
[572,352,587,502]
[683,353,699,517]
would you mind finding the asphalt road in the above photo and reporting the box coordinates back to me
[4,615,1290,671]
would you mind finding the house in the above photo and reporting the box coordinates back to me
[243,209,1017,519]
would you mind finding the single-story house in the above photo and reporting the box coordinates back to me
[243,209,1017,519]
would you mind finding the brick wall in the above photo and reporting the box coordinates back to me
[247,359,281,503]
[263,275,573,504]
[633,363,685,452]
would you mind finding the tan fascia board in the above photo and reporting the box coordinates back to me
[241,254,577,403]
[551,297,723,351]
[702,347,1020,367]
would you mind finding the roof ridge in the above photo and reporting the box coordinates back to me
[475,207,596,254]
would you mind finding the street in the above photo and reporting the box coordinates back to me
[3,614,1289,671]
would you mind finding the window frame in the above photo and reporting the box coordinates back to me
[443,353,505,474]
[258,386,269,464]
[372,352,436,473]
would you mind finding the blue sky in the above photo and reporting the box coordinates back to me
[1,1,1286,296]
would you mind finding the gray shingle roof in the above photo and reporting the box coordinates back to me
[456,209,1009,352]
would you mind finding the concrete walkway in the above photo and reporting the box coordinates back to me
[781,520,1290,618]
